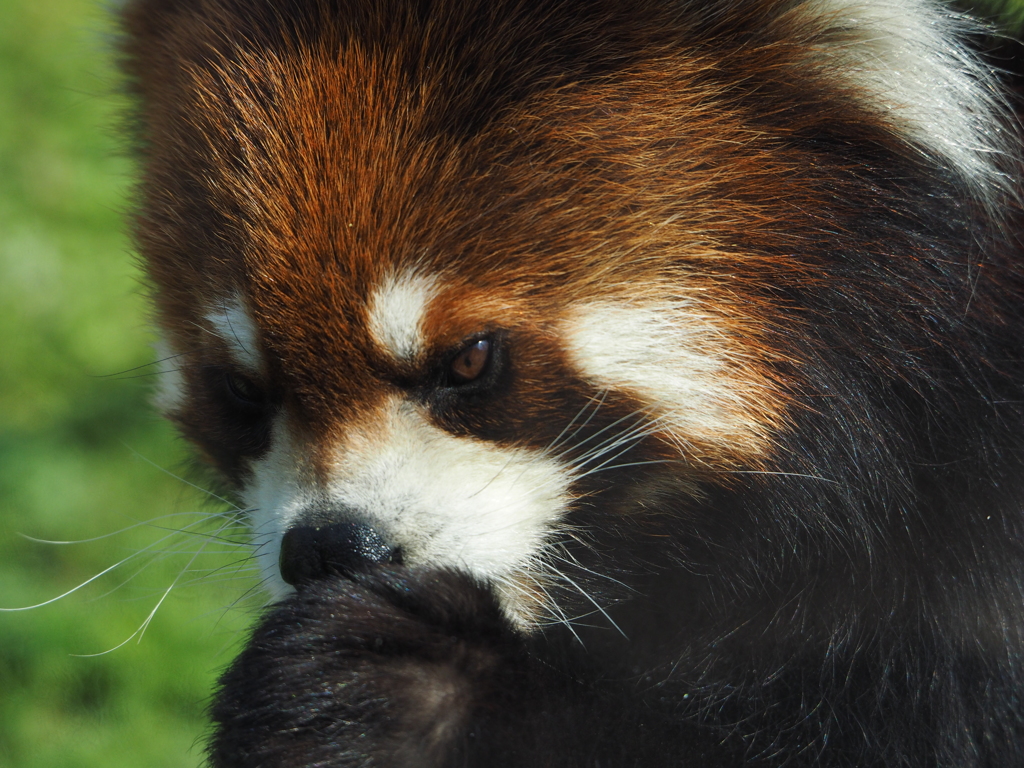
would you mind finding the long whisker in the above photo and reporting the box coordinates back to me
[91,351,191,379]
[32,506,251,610]
[722,469,840,484]
[575,458,680,476]
[543,390,609,455]
[508,570,585,647]
[553,408,652,464]
[566,411,667,467]
[72,514,225,656]
[15,509,247,545]
[548,543,637,594]
[0,520,221,612]
[122,444,242,510]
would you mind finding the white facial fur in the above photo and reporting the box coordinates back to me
[245,398,575,619]
[207,294,262,372]
[151,295,262,418]
[368,272,439,362]
[563,299,771,456]
[240,420,310,600]
[152,334,187,414]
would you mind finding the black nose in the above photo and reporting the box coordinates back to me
[278,521,399,586]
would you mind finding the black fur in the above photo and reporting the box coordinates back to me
[210,569,728,767]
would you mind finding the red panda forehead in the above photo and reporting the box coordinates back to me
[140,6,843,271]
[233,265,532,421]
[368,273,499,358]
[134,0,852,467]
[132,0,883,338]
[251,266,533,353]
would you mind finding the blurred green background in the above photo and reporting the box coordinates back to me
[0,1,259,765]
[0,0,1021,766]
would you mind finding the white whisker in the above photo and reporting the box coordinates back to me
[72,510,227,656]
[122,444,242,509]
[15,509,246,545]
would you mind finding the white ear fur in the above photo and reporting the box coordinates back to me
[792,0,1014,204]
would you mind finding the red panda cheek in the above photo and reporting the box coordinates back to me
[560,299,789,468]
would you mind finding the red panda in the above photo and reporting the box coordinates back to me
[119,0,1024,765]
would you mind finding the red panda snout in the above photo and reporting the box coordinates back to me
[278,520,399,586]
[243,393,579,624]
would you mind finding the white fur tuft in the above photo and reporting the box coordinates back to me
[368,272,438,361]
[793,0,1015,202]
[563,300,771,457]
[152,335,187,414]
[206,294,262,372]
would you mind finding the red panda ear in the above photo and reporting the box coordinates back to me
[773,0,1009,201]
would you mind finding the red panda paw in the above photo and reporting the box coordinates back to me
[207,568,724,767]
[207,568,521,767]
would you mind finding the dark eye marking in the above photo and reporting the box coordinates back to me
[221,369,267,414]
[184,365,275,480]
[449,338,492,384]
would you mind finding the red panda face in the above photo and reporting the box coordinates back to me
[129,0,829,623]
[121,1,1024,764]
[154,248,789,622]
[123,0,1019,634]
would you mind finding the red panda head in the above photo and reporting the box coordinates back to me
[121,0,1019,629]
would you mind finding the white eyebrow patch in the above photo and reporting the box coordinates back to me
[207,294,262,372]
[563,300,769,456]
[368,271,438,361]
[152,334,187,415]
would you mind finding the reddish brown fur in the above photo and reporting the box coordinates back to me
[120,0,913,476]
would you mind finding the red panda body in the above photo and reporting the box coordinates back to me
[120,0,1024,765]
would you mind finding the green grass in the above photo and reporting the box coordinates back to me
[0,2,260,766]
[0,1,1021,766]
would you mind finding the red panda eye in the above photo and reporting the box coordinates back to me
[449,339,491,384]
[223,370,263,408]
